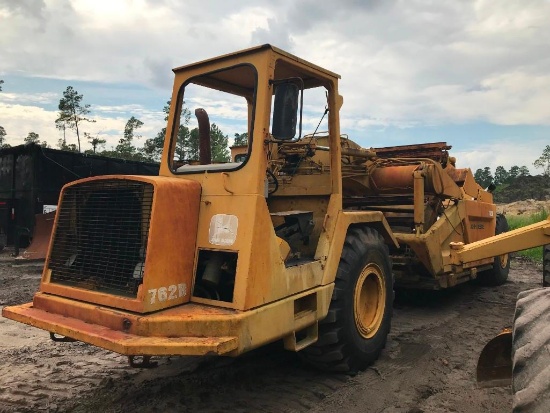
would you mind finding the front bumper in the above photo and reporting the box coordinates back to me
[2,286,332,357]
[3,301,238,356]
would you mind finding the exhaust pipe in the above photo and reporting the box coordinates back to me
[195,108,211,165]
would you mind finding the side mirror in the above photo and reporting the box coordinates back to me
[271,83,299,140]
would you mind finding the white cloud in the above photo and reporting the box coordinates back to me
[1,0,549,171]
[453,138,547,175]
[0,100,165,150]
[0,102,57,145]
[0,91,58,105]
[285,0,550,127]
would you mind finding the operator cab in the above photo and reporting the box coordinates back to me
[164,44,342,270]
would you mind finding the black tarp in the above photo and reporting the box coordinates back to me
[0,143,159,247]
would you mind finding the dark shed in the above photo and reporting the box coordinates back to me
[0,143,159,248]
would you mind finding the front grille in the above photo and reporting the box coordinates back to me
[49,179,154,297]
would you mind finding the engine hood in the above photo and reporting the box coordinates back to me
[38,175,201,313]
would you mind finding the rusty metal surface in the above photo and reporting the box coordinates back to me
[30,292,238,337]
[373,142,451,162]
[445,167,469,184]
[21,212,56,260]
[5,44,548,372]
[3,283,334,357]
[39,175,201,314]
[370,164,419,192]
[195,108,212,165]
[3,302,239,356]
[344,161,463,200]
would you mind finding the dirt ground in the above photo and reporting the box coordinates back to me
[0,248,544,413]
[496,199,550,216]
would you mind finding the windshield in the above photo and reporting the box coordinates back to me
[170,64,257,173]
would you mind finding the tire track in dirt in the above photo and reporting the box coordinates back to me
[312,259,542,413]
[0,327,132,412]
[0,256,543,413]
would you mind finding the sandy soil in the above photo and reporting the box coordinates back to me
[0,250,544,413]
[497,199,550,216]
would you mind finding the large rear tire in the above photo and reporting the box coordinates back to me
[300,226,393,372]
[511,288,550,413]
[477,213,510,286]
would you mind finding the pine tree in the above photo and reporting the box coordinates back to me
[55,86,95,152]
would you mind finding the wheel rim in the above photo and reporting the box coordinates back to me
[354,263,386,339]
[499,253,509,268]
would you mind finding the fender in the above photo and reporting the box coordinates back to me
[321,210,399,285]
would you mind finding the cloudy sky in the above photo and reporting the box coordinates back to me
[1,0,549,174]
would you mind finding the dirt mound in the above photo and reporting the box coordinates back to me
[497,199,550,216]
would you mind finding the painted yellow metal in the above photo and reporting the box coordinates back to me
[320,210,398,286]
[38,175,201,314]
[3,284,333,356]
[158,45,345,313]
[354,263,386,339]
[2,45,347,359]
[2,44,549,366]
[498,252,509,270]
[3,302,239,356]
[396,202,466,276]
[450,218,550,266]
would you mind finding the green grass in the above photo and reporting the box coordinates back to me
[506,208,548,261]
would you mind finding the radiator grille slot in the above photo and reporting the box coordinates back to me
[49,180,154,297]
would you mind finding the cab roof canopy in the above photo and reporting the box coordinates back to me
[173,44,340,92]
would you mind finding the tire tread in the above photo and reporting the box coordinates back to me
[300,226,393,372]
[512,288,550,413]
